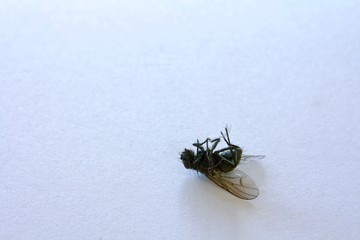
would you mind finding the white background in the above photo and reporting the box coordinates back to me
[1,0,360,239]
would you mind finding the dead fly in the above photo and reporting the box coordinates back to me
[180,127,264,200]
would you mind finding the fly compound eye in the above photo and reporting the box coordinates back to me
[180,149,195,169]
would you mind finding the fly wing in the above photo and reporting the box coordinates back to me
[240,155,265,164]
[206,170,259,200]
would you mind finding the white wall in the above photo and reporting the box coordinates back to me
[1,0,359,239]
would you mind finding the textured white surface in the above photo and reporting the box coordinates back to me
[1,0,360,239]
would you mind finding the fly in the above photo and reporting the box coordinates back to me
[180,127,264,200]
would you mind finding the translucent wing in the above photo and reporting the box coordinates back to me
[241,154,265,163]
[206,169,259,200]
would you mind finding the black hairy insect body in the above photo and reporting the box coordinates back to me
[180,148,242,174]
[180,128,242,175]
